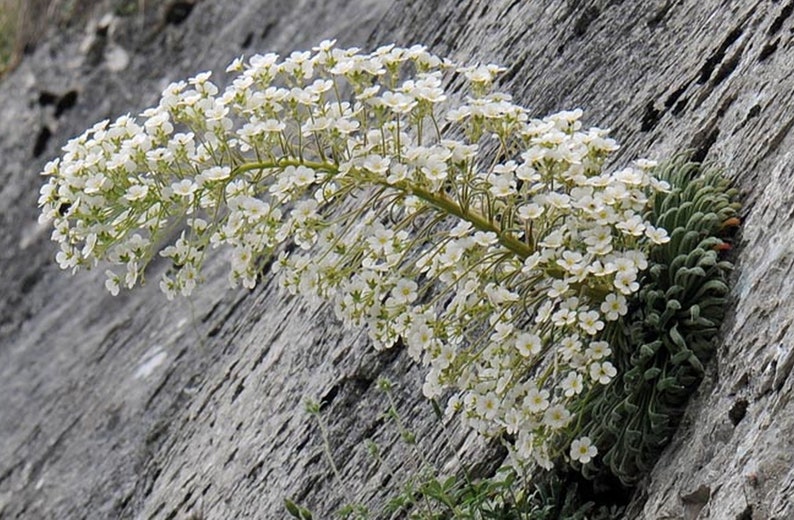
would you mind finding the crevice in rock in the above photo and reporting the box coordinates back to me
[54,90,78,118]
[768,0,794,36]
[91,318,134,366]
[37,91,59,107]
[224,448,238,468]
[145,420,171,448]
[711,42,745,87]
[760,114,794,162]
[672,95,690,116]
[641,100,662,132]
[690,125,719,163]
[241,32,253,49]
[736,504,753,520]
[573,5,601,37]
[19,269,43,294]
[206,291,252,338]
[728,398,748,426]
[499,0,525,22]
[144,368,177,411]
[32,125,52,158]
[681,484,711,519]
[758,38,779,62]
[165,1,196,26]
[231,378,246,403]
[697,24,744,84]
[665,82,689,111]
[112,491,134,517]
[260,20,277,40]
[319,382,341,410]
[746,103,761,122]
[195,361,238,417]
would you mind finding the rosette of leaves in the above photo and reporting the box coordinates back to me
[571,159,740,486]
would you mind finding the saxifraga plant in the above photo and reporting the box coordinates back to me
[36,41,738,515]
[571,160,740,486]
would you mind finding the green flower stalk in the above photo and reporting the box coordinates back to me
[38,41,680,474]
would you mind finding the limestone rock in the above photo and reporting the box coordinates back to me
[1,1,792,518]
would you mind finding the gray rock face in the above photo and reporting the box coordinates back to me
[1,1,792,518]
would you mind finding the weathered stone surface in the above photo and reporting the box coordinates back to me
[1,1,792,518]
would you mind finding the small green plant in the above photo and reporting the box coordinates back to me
[0,0,20,75]
[37,42,738,514]
[113,0,140,17]
[290,379,627,519]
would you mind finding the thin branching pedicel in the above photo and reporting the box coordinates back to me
[38,41,673,473]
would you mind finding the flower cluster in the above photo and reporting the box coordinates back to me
[38,41,671,472]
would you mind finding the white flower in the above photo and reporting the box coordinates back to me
[261,119,286,132]
[488,174,515,198]
[600,293,628,321]
[490,321,514,342]
[585,340,611,360]
[548,279,570,299]
[159,274,177,300]
[502,408,525,435]
[545,192,570,209]
[516,163,539,182]
[557,250,584,274]
[104,270,121,296]
[539,230,565,249]
[578,310,604,335]
[422,369,442,399]
[570,437,597,464]
[552,307,577,327]
[434,344,455,369]
[473,231,498,246]
[515,431,535,462]
[634,158,658,170]
[380,91,417,114]
[515,333,542,357]
[614,167,644,186]
[614,271,639,295]
[463,65,494,83]
[171,179,197,198]
[535,300,554,324]
[84,174,108,194]
[589,361,617,384]
[645,225,670,244]
[387,163,408,184]
[561,372,583,397]
[650,177,672,192]
[625,250,649,270]
[560,335,582,361]
[421,159,448,183]
[124,184,149,202]
[362,155,390,175]
[476,392,500,420]
[292,166,316,187]
[81,234,98,259]
[445,106,471,122]
[617,215,646,236]
[517,203,544,220]
[391,278,418,304]
[226,55,245,72]
[543,405,571,429]
[524,387,550,414]
[202,166,231,182]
